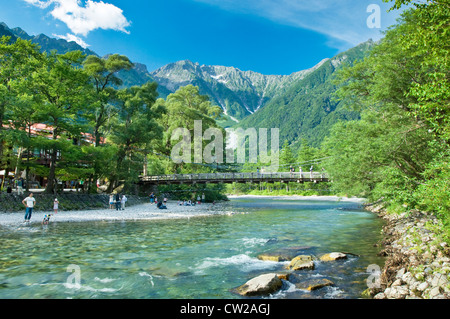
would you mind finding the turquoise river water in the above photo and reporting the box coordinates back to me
[0,196,385,299]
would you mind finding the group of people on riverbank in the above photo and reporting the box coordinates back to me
[176,193,207,206]
[109,193,127,211]
[148,192,207,210]
[18,190,207,224]
[148,192,168,209]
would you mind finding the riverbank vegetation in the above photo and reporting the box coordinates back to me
[225,139,332,196]
[322,0,450,238]
[0,38,224,196]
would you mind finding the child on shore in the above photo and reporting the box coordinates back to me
[109,194,114,209]
[53,198,59,214]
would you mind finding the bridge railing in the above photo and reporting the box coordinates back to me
[140,171,328,183]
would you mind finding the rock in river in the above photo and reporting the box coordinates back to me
[285,255,315,271]
[257,246,312,262]
[295,278,334,291]
[234,273,283,296]
[319,252,347,262]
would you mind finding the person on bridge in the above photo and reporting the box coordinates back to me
[310,165,314,178]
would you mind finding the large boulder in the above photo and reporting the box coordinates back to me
[319,252,347,262]
[234,273,283,296]
[285,255,315,271]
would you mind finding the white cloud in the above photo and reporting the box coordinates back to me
[191,0,403,49]
[24,0,131,36]
[53,33,90,48]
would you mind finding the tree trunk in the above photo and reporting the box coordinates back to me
[45,126,59,194]
[45,147,58,194]
[106,177,117,194]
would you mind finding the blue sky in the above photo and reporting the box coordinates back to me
[1,0,405,75]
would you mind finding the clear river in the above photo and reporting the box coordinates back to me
[0,196,385,299]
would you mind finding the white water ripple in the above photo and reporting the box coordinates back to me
[194,254,284,273]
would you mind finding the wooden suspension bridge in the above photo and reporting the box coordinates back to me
[139,171,329,185]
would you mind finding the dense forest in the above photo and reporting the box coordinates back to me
[0,38,224,197]
[323,0,449,235]
[237,41,371,149]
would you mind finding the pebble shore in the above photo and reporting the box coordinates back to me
[365,203,450,299]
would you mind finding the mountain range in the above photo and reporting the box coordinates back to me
[150,58,329,121]
[0,22,373,148]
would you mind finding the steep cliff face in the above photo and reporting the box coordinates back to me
[151,59,328,120]
[0,22,97,56]
[237,41,375,148]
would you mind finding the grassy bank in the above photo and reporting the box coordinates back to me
[225,182,334,197]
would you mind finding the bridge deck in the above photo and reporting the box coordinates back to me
[139,172,329,185]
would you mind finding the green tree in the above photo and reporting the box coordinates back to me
[279,140,296,171]
[0,37,42,188]
[107,81,165,192]
[157,85,223,173]
[383,0,450,140]
[32,50,92,193]
[296,139,326,172]
[322,105,435,199]
[83,54,133,147]
[325,2,449,210]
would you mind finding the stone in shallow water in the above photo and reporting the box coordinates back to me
[233,273,283,296]
[295,278,334,291]
[285,255,315,271]
[257,246,312,262]
[319,252,347,262]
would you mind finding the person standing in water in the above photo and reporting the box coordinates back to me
[22,193,36,223]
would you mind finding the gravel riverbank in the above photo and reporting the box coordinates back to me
[0,197,231,226]
[365,202,450,299]
[0,192,149,213]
